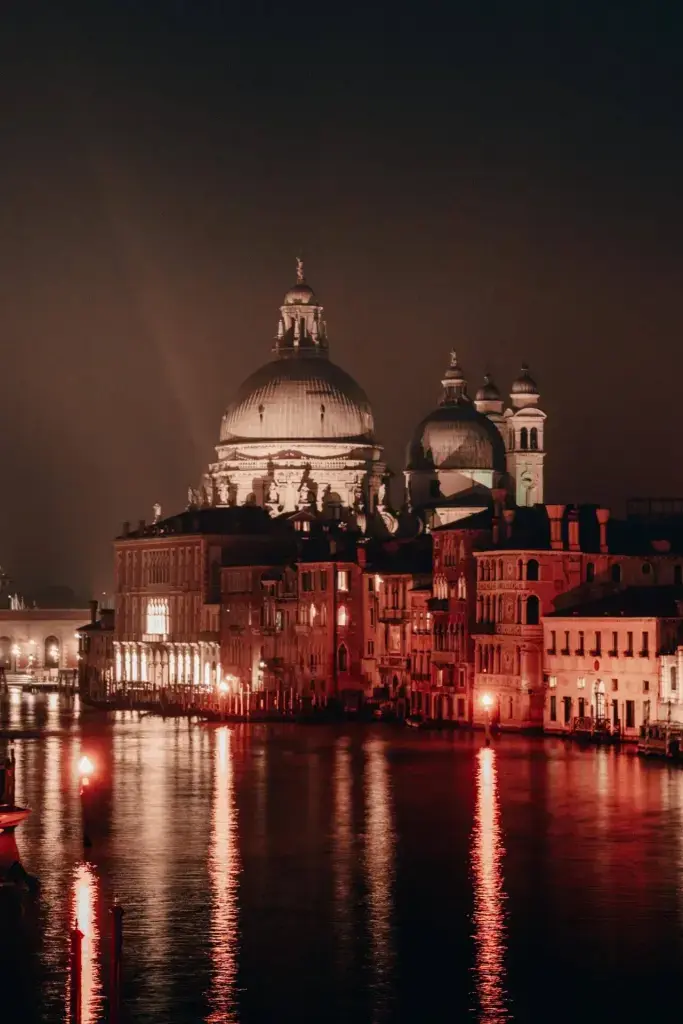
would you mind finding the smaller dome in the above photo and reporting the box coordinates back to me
[284,283,316,305]
[407,403,506,472]
[475,373,501,402]
[511,364,538,395]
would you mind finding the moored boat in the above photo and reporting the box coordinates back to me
[405,713,425,729]
[638,722,683,759]
[0,748,30,832]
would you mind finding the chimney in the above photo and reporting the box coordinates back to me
[545,504,566,550]
[89,599,98,625]
[596,508,610,554]
[503,509,516,538]
[138,519,146,533]
[357,544,367,567]
[568,507,580,552]
[122,521,130,537]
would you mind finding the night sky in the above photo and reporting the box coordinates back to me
[1,2,682,599]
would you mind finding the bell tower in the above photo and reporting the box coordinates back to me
[503,364,546,507]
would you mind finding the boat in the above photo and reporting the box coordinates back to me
[0,749,30,832]
[638,722,683,759]
[405,713,425,729]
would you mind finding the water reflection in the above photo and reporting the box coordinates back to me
[69,861,102,1024]
[207,727,240,1024]
[333,737,353,976]
[472,747,510,1023]
[364,737,395,1022]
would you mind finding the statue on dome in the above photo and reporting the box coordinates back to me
[296,256,305,284]
[377,481,387,509]
[152,502,162,523]
[297,480,313,509]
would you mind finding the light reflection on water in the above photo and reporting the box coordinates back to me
[364,736,395,1022]
[472,746,510,1023]
[207,727,240,1024]
[5,696,683,1023]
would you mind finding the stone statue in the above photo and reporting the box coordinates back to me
[267,479,279,504]
[298,481,312,508]
[450,349,458,367]
[378,481,387,508]
[296,256,304,284]
[152,502,162,523]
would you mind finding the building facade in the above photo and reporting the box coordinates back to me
[0,609,86,675]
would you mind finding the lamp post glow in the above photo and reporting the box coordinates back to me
[78,755,95,847]
[481,693,493,745]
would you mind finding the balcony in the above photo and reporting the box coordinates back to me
[473,622,496,635]
[427,597,448,612]
[378,607,409,622]
[589,649,602,658]
[560,647,570,656]
[607,649,618,657]
[575,648,585,657]
[546,647,557,656]
[294,622,311,635]
[639,650,650,658]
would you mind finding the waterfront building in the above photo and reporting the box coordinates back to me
[544,588,683,739]
[0,607,86,675]
[77,601,115,699]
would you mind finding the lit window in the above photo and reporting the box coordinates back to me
[337,570,349,592]
[337,605,348,627]
[577,676,586,690]
[115,647,122,682]
[194,651,200,685]
[548,675,557,688]
[309,602,317,626]
[146,598,169,636]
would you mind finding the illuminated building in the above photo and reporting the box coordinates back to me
[545,589,683,738]
[202,261,385,519]
[77,601,115,699]
[0,607,85,675]
[405,353,546,527]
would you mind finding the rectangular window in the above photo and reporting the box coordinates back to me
[577,676,586,690]
[548,675,557,688]
[301,572,313,593]
[548,630,556,655]
[457,698,465,717]
[550,695,557,721]
[643,679,650,693]
[641,632,649,657]
[367,640,374,656]
[643,700,651,723]
[611,678,618,692]
[578,697,585,718]
[626,631,633,656]
[337,570,349,592]
[320,571,328,591]
[562,630,570,655]
[593,631,602,656]
[626,700,635,728]
[563,696,572,724]
[577,631,585,656]
[370,606,376,627]
[610,631,618,655]
[367,575,374,592]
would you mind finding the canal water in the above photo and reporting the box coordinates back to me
[1,691,683,1023]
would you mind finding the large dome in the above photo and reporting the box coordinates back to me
[220,356,375,443]
[407,402,506,471]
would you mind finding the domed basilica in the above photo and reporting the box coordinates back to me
[201,263,546,526]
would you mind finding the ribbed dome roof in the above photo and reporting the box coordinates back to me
[511,364,538,395]
[475,373,501,402]
[407,402,506,471]
[283,283,316,305]
[220,356,375,443]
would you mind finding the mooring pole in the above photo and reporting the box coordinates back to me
[69,921,83,1024]
[110,902,123,1024]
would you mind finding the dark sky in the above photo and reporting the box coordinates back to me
[0,1,682,598]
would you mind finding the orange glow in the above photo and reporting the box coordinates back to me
[472,747,510,1022]
[207,727,240,1023]
[78,755,94,777]
[481,693,493,709]
[71,862,102,1024]
[217,680,229,694]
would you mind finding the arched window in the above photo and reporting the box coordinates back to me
[520,427,528,450]
[517,559,523,581]
[146,598,169,636]
[477,596,483,622]
[611,563,622,583]
[530,427,538,450]
[586,562,595,583]
[44,635,60,669]
[498,559,504,580]
[337,605,348,627]
[526,559,539,581]
[309,602,317,626]
[526,595,540,625]
[675,565,683,586]
[338,644,348,672]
